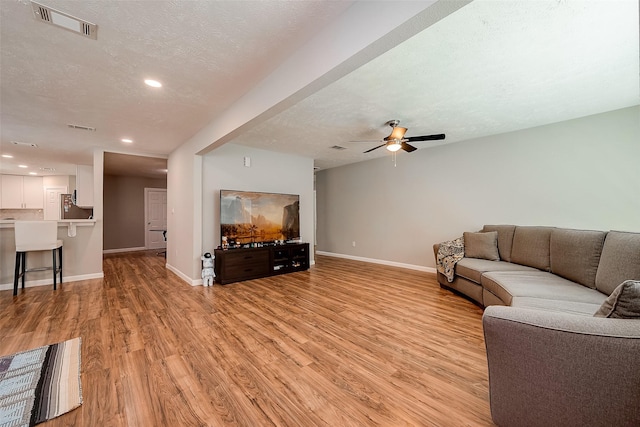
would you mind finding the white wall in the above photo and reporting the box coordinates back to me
[166,146,202,283]
[202,144,314,261]
[88,150,104,276]
[316,106,640,270]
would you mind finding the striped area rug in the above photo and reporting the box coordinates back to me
[0,338,82,427]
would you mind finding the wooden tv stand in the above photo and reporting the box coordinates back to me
[214,243,309,285]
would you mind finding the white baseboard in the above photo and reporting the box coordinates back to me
[165,262,202,286]
[0,272,104,292]
[103,246,147,254]
[315,251,436,274]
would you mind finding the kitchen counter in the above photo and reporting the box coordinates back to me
[0,218,102,291]
[0,219,95,228]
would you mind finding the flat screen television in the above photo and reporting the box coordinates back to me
[220,190,300,245]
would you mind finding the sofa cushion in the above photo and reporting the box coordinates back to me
[463,231,500,261]
[482,225,516,262]
[595,231,640,295]
[511,297,603,317]
[456,258,538,284]
[482,270,607,306]
[549,228,606,289]
[594,280,640,319]
[510,226,554,271]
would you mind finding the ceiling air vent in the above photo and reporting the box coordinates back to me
[31,1,98,40]
[67,124,96,131]
[330,145,347,150]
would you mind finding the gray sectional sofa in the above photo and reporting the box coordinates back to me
[433,225,640,427]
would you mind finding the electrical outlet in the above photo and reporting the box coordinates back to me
[352,241,356,247]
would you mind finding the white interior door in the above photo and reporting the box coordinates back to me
[145,188,167,249]
[44,187,67,220]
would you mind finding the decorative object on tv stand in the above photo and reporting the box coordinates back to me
[219,190,300,246]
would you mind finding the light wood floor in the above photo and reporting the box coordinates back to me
[1,252,494,426]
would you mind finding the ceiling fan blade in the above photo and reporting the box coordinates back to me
[401,142,417,152]
[363,144,386,153]
[405,133,445,142]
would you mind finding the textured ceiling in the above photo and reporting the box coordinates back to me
[229,0,640,170]
[0,0,638,176]
[0,0,353,175]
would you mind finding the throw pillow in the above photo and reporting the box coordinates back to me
[463,231,500,261]
[594,280,640,319]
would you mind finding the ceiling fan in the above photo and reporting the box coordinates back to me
[362,120,445,153]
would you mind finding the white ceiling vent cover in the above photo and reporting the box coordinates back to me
[67,124,96,131]
[11,141,38,148]
[31,1,98,40]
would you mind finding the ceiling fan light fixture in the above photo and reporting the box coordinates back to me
[386,141,402,152]
[388,126,407,141]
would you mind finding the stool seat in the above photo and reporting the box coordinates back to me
[14,221,63,296]
[16,240,63,252]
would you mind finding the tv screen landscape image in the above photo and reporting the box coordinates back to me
[220,190,300,245]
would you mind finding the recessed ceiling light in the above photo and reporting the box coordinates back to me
[121,138,133,143]
[1,154,13,158]
[29,172,37,175]
[144,79,162,88]
[18,165,28,168]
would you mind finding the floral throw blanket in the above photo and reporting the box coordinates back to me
[436,236,464,282]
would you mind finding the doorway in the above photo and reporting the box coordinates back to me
[103,152,167,253]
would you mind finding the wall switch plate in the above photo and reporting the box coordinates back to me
[244,156,251,167]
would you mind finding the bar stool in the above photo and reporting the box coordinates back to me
[14,221,63,296]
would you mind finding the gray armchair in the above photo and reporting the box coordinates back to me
[483,306,640,427]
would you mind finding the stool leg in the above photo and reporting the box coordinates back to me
[14,251,21,296]
[59,246,63,283]
[21,252,26,289]
[52,249,57,290]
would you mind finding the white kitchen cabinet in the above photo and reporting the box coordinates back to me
[1,175,44,209]
[75,165,94,207]
[1,175,22,208]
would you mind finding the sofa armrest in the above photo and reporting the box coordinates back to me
[432,243,440,264]
[483,306,640,427]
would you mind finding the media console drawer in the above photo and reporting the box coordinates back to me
[223,262,271,281]
[223,249,269,266]
[214,243,309,285]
